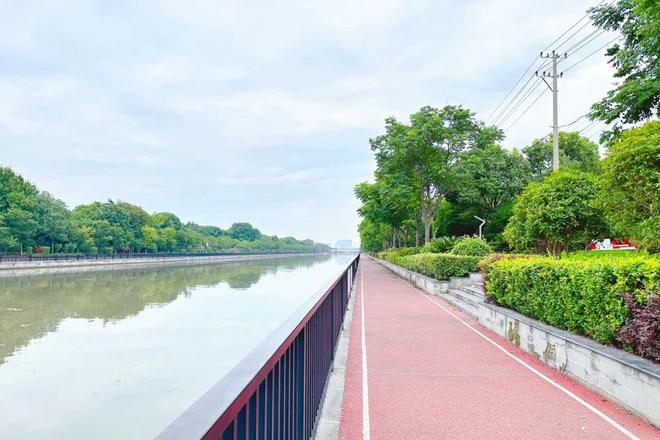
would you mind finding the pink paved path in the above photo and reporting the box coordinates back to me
[338,257,660,440]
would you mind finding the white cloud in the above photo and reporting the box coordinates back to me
[0,0,617,245]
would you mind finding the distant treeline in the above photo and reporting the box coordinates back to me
[0,167,330,255]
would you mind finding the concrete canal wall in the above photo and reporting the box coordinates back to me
[0,253,329,277]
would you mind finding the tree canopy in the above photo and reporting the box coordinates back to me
[0,167,329,255]
[589,0,660,142]
[522,132,601,177]
[599,121,660,251]
[503,170,608,254]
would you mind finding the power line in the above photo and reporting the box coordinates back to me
[486,1,610,126]
[541,1,606,53]
[492,59,550,124]
[559,113,588,128]
[505,88,550,131]
[499,79,544,126]
[563,29,606,57]
[578,120,599,134]
[485,58,540,123]
[554,19,594,52]
[563,36,621,72]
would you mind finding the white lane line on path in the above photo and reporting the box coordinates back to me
[360,266,371,440]
[417,292,640,440]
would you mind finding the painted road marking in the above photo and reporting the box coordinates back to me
[417,291,640,440]
[360,267,371,440]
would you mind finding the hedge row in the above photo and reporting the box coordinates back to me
[379,251,480,281]
[484,255,659,362]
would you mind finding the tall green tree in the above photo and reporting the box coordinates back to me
[227,222,261,242]
[369,105,500,244]
[523,131,601,177]
[589,0,660,142]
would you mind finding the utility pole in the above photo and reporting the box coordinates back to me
[538,51,565,171]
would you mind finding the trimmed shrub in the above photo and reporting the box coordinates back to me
[450,237,492,257]
[398,252,480,280]
[422,236,462,253]
[377,246,422,264]
[484,255,659,361]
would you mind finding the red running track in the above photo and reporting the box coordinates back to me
[338,257,660,440]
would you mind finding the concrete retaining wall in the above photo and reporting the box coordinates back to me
[0,253,326,277]
[372,256,660,427]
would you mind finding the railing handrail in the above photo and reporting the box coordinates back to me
[157,254,360,439]
[0,251,331,264]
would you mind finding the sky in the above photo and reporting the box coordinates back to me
[0,0,618,246]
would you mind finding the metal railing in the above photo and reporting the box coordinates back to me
[0,251,326,263]
[158,254,360,440]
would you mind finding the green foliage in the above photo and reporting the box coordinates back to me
[391,252,480,281]
[455,144,532,211]
[484,254,659,359]
[523,132,601,178]
[423,236,462,253]
[367,105,502,244]
[151,212,182,230]
[589,0,660,142]
[0,167,328,255]
[450,237,492,257]
[358,218,391,252]
[599,121,660,252]
[504,170,608,254]
[227,222,261,242]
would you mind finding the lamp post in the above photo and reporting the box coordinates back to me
[474,216,486,239]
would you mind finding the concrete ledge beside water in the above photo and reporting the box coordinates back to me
[0,252,328,277]
[371,256,660,428]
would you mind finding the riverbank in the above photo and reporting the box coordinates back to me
[0,252,332,277]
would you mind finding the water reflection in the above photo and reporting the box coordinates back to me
[0,253,358,439]
[0,254,331,366]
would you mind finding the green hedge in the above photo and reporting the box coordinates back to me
[450,237,492,257]
[388,252,480,281]
[484,255,659,355]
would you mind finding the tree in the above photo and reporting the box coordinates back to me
[357,218,391,252]
[33,192,72,251]
[599,121,660,251]
[151,212,182,230]
[141,225,159,252]
[369,105,500,244]
[454,144,531,213]
[523,131,601,177]
[589,0,660,142]
[0,167,39,253]
[503,170,608,254]
[228,222,261,242]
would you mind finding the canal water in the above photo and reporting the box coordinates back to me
[0,253,356,439]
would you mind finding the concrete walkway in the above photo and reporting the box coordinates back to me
[339,257,660,439]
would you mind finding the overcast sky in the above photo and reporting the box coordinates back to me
[0,0,617,245]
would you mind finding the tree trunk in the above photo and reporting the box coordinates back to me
[415,221,420,247]
[423,217,432,244]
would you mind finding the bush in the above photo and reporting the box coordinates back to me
[503,170,607,254]
[377,246,421,262]
[450,237,492,256]
[484,254,659,361]
[599,121,660,252]
[397,252,480,280]
[619,292,660,362]
[422,236,462,253]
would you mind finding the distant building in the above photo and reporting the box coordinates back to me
[335,239,352,249]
